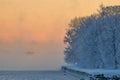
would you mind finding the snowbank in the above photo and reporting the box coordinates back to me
[62,66,120,79]
[66,66,120,77]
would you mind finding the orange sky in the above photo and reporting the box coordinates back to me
[0,0,120,44]
[0,0,120,70]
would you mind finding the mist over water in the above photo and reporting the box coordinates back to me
[0,41,64,70]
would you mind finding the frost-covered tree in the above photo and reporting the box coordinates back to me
[64,17,86,65]
[74,15,101,68]
[64,5,120,69]
[98,5,120,69]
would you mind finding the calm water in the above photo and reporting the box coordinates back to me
[0,71,78,80]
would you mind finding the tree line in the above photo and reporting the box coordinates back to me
[64,5,120,69]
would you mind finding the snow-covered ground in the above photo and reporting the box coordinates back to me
[62,66,120,80]
[64,66,120,77]
[0,71,80,80]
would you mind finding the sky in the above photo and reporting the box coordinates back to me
[0,0,120,70]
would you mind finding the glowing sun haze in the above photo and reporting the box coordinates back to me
[0,0,120,70]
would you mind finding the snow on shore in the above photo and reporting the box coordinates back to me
[64,66,120,77]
